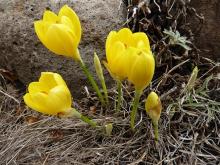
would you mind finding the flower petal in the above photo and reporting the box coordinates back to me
[133,32,150,50]
[34,20,51,46]
[128,52,155,90]
[40,85,72,115]
[117,28,134,47]
[106,31,117,53]
[28,82,50,94]
[48,85,72,111]
[45,24,78,57]
[58,5,81,42]
[23,93,47,113]
[26,92,56,115]
[53,73,68,87]
[39,72,58,90]
[110,52,133,80]
[43,10,59,23]
[124,47,139,75]
[107,41,125,63]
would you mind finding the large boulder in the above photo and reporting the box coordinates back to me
[190,0,220,61]
[0,0,219,99]
[0,0,125,97]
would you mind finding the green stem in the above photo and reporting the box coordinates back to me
[79,60,105,105]
[71,108,97,128]
[153,121,159,141]
[101,77,109,105]
[80,114,97,128]
[116,80,122,113]
[130,90,142,130]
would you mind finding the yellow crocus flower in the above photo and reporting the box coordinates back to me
[104,28,154,89]
[34,5,81,60]
[145,92,162,141]
[23,72,72,116]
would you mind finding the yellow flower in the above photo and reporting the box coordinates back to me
[126,48,155,91]
[34,5,81,60]
[23,72,72,116]
[145,92,162,124]
[104,28,155,87]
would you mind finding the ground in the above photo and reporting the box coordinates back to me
[0,0,220,164]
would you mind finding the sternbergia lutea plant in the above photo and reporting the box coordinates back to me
[34,5,105,105]
[104,28,155,129]
[23,72,97,127]
[24,5,162,136]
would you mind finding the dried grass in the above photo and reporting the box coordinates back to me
[0,62,219,164]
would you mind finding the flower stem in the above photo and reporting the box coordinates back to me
[101,76,109,105]
[71,108,97,128]
[153,121,159,141]
[79,60,105,105]
[116,80,122,113]
[130,89,142,130]
[80,114,97,128]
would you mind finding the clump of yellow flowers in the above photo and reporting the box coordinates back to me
[24,5,163,140]
[104,28,155,129]
[34,5,105,105]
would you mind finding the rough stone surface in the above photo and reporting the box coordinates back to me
[190,0,220,61]
[0,0,125,97]
[1,0,219,98]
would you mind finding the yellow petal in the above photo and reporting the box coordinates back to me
[29,90,66,115]
[109,53,129,80]
[107,41,125,63]
[128,52,155,90]
[28,92,56,115]
[23,93,47,113]
[58,5,81,42]
[105,41,128,80]
[28,82,50,94]
[43,10,59,23]
[105,31,117,53]
[133,32,150,50]
[117,28,134,47]
[39,72,58,90]
[41,85,71,115]
[48,85,72,111]
[124,47,139,75]
[53,73,68,87]
[103,61,117,80]
[45,24,78,58]
[34,20,51,46]
[60,16,74,31]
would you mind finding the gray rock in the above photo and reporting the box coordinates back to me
[0,0,125,97]
[190,0,220,61]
